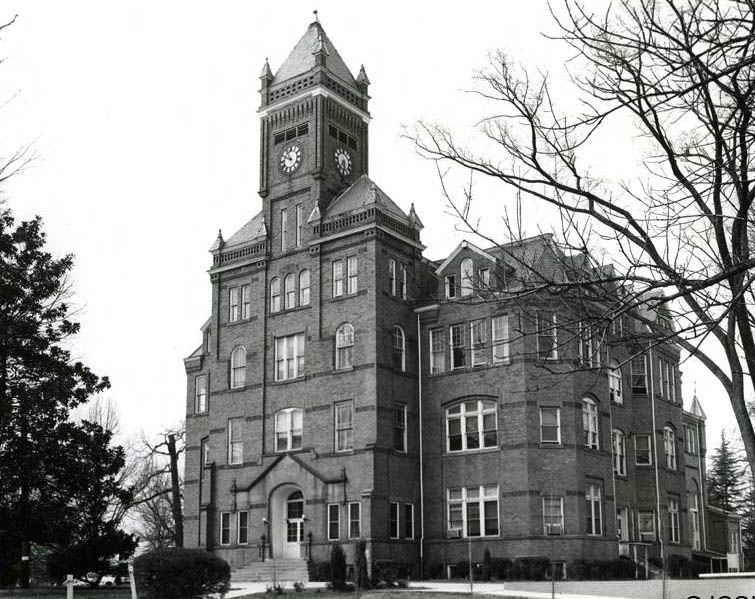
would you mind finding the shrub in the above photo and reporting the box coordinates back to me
[454,560,469,580]
[511,556,549,580]
[330,545,346,591]
[133,548,230,599]
[490,558,511,580]
[307,560,331,582]
[355,540,369,589]
[427,562,444,579]
[481,549,492,582]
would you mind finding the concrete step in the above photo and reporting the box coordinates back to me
[233,559,309,583]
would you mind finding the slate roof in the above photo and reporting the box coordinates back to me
[274,21,356,86]
[223,211,266,249]
[325,174,410,223]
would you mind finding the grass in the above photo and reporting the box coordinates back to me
[0,588,132,599]
[239,592,477,599]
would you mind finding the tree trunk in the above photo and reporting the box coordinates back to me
[167,434,183,547]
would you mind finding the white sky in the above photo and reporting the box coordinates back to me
[0,1,739,447]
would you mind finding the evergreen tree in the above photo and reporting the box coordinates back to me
[0,208,133,587]
[707,431,745,512]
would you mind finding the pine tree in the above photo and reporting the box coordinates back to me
[0,208,133,587]
[707,431,746,512]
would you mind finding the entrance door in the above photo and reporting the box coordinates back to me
[285,491,304,558]
[617,507,629,541]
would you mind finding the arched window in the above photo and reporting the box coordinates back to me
[275,408,303,452]
[612,429,626,476]
[664,426,677,469]
[335,323,354,370]
[609,360,623,403]
[287,491,304,518]
[284,273,296,309]
[582,397,599,449]
[689,479,701,549]
[270,277,281,313]
[299,269,310,306]
[231,346,246,388]
[446,399,497,452]
[460,258,474,297]
[392,326,406,371]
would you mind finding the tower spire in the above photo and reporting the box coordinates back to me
[313,9,319,23]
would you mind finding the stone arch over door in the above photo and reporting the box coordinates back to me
[269,483,305,559]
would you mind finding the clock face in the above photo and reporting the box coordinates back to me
[334,147,352,176]
[280,144,302,174]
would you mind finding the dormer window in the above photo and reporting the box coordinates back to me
[445,275,457,299]
[460,258,474,297]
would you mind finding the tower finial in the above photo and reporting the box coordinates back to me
[313,9,319,23]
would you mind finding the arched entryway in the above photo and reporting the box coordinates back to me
[269,484,305,559]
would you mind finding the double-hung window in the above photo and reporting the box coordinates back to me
[612,430,626,476]
[429,329,445,374]
[392,326,406,371]
[270,277,281,313]
[195,374,208,414]
[280,208,288,251]
[398,264,407,299]
[460,258,473,297]
[274,333,305,381]
[445,274,457,299]
[470,319,487,366]
[229,286,241,322]
[328,504,340,540]
[668,497,680,543]
[631,355,647,394]
[393,404,407,452]
[609,361,623,403]
[664,426,677,469]
[335,401,353,452]
[543,496,564,535]
[228,417,243,465]
[685,425,697,454]
[347,256,358,294]
[447,485,499,538]
[295,204,303,247]
[635,434,652,465]
[389,502,399,538]
[450,324,466,369]
[388,259,397,295]
[299,269,310,306]
[332,259,344,298]
[237,511,249,544]
[540,407,560,443]
[241,285,250,319]
[585,484,602,536]
[537,312,558,360]
[348,502,361,538]
[404,504,414,539]
[446,400,497,452]
[284,273,296,309]
[275,408,303,452]
[335,323,355,370]
[220,512,231,545]
[582,397,599,449]
[639,511,656,541]
[230,346,246,388]
[492,315,509,362]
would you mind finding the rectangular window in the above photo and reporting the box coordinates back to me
[393,404,407,453]
[398,264,407,299]
[237,511,248,544]
[429,329,446,374]
[389,502,399,539]
[540,407,560,443]
[200,437,209,478]
[241,285,251,320]
[543,496,564,535]
[492,315,509,362]
[195,374,208,414]
[335,400,353,452]
[228,417,243,465]
[280,208,288,251]
[639,511,656,541]
[332,259,344,298]
[668,497,680,543]
[445,274,457,299]
[537,312,558,360]
[470,319,488,366]
[446,400,497,452]
[613,431,627,476]
[685,425,698,454]
[328,504,340,541]
[229,287,241,322]
[296,204,303,247]
[635,434,652,465]
[446,485,499,538]
[347,255,358,294]
[388,259,396,295]
[631,355,647,394]
[479,268,490,289]
[450,324,466,369]
[664,428,677,470]
[585,484,602,536]
[220,512,231,546]
[348,502,361,538]
[404,503,414,539]
[274,333,305,381]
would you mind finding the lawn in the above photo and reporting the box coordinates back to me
[0,588,132,599]
[237,592,478,599]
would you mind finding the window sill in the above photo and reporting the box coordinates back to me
[445,446,499,456]
[271,375,306,385]
[226,316,258,327]
[329,289,368,302]
[228,385,247,393]
[539,442,563,448]
[635,463,654,468]
[430,359,511,378]
[269,304,312,316]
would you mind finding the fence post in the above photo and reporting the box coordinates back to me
[128,561,137,599]
[66,574,73,599]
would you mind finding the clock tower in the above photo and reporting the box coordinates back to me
[258,17,370,220]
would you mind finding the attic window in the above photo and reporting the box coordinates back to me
[328,124,357,148]
[297,123,309,136]
[274,124,309,145]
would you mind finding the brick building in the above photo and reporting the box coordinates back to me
[183,18,740,578]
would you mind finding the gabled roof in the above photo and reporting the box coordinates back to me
[273,21,356,86]
[223,211,266,249]
[435,240,498,275]
[325,174,410,223]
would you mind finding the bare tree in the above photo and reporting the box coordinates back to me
[412,0,755,474]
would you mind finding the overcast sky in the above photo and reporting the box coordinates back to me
[0,1,738,447]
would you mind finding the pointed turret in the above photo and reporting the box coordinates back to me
[209,229,224,252]
[356,64,370,95]
[408,202,424,230]
[260,57,273,81]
